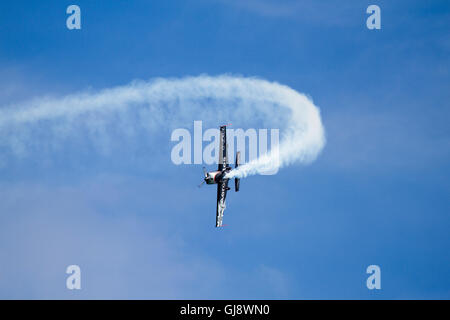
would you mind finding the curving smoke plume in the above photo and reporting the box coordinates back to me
[0,75,325,176]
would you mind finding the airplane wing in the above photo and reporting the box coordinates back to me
[216,179,229,227]
[218,125,228,171]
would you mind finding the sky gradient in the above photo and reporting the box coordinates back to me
[0,0,449,299]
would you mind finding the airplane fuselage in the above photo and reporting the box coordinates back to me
[205,167,232,185]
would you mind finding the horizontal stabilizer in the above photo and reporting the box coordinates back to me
[235,151,240,192]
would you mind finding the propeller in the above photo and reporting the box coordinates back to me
[198,167,208,188]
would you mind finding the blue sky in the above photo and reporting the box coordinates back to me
[0,0,449,299]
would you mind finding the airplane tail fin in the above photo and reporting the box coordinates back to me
[235,151,240,192]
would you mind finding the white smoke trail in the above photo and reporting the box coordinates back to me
[0,75,325,176]
[225,84,325,179]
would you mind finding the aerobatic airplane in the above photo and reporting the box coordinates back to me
[198,125,240,227]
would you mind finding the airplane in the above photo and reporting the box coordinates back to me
[198,125,240,227]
